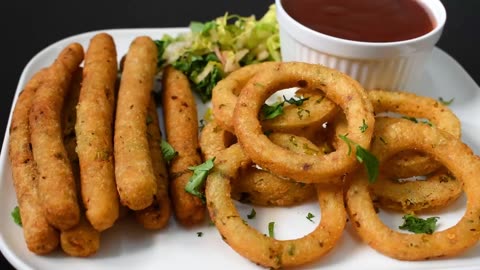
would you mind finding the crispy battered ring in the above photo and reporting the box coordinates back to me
[233,169,315,206]
[369,90,461,178]
[370,167,463,213]
[331,114,463,212]
[234,62,374,184]
[199,121,316,206]
[212,62,338,134]
[346,118,480,260]
[206,144,346,269]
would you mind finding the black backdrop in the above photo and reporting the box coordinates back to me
[1,0,479,269]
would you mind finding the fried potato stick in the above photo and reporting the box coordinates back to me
[8,69,59,254]
[60,69,101,257]
[60,216,100,257]
[162,66,205,226]
[29,43,84,230]
[75,33,119,231]
[135,97,172,229]
[114,36,158,210]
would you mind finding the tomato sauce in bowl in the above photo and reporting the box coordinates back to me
[281,0,434,42]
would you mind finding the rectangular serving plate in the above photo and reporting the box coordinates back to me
[1,28,479,270]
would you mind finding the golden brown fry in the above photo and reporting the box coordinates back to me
[76,33,119,231]
[162,66,205,226]
[370,168,463,213]
[114,36,158,210]
[60,74,101,257]
[29,43,84,230]
[8,69,59,254]
[135,97,172,229]
[60,216,100,257]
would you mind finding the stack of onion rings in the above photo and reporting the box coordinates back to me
[369,90,461,178]
[200,121,318,206]
[346,118,480,260]
[233,62,374,184]
[202,61,478,268]
[212,62,338,134]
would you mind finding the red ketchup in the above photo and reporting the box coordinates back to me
[281,0,434,42]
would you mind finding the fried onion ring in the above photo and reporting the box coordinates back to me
[233,62,374,184]
[212,62,338,134]
[370,168,463,213]
[206,144,346,268]
[369,90,461,178]
[346,118,480,260]
[368,117,462,213]
[199,121,316,206]
[329,90,463,212]
[232,169,315,206]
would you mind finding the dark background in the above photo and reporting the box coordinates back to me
[1,0,479,268]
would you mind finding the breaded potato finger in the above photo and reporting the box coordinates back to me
[29,43,84,230]
[60,215,100,257]
[61,73,101,257]
[114,36,157,210]
[135,97,172,229]
[76,33,119,231]
[8,69,59,254]
[162,66,205,226]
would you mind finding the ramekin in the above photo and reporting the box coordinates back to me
[276,0,447,90]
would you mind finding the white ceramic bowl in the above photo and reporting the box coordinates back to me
[276,0,447,90]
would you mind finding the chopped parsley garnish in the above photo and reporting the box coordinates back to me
[338,134,379,183]
[338,134,352,155]
[247,208,256,219]
[283,95,309,106]
[359,119,368,133]
[268,222,275,238]
[402,116,433,127]
[261,95,311,120]
[438,97,454,106]
[306,212,315,223]
[199,119,206,131]
[146,115,153,125]
[11,206,22,226]
[261,101,284,120]
[197,232,203,237]
[296,108,310,119]
[402,116,418,123]
[160,139,178,163]
[185,158,216,202]
[399,214,439,234]
[172,52,223,102]
[421,120,433,127]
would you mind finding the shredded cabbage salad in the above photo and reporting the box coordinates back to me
[155,4,280,102]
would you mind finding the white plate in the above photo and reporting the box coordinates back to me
[1,28,479,270]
